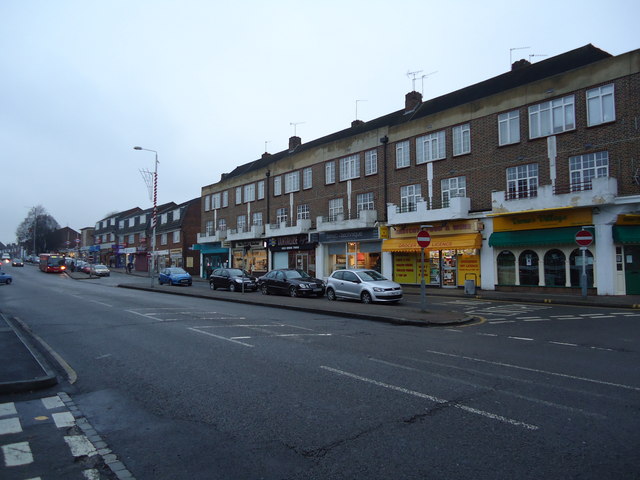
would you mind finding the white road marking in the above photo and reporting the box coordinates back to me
[549,341,578,347]
[188,327,254,347]
[508,336,534,341]
[320,366,538,430]
[591,346,614,352]
[0,417,22,435]
[489,320,516,324]
[52,411,76,428]
[445,329,463,333]
[96,354,112,359]
[42,396,65,410]
[88,299,112,307]
[0,403,16,417]
[2,441,33,466]
[64,435,97,457]
[523,319,549,322]
[477,333,498,337]
[422,349,640,392]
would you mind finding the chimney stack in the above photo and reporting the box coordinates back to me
[351,119,365,128]
[289,136,301,152]
[511,59,531,71]
[405,91,423,113]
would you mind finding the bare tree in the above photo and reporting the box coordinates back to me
[16,205,60,255]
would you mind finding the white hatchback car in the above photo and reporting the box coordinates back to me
[326,269,403,304]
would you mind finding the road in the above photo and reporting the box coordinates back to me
[1,264,639,479]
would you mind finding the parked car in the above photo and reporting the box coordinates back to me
[258,269,325,297]
[12,258,24,267]
[0,271,12,285]
[77,262,91,274]
[326,269,403,304]
[158,267,192,286]
[209,268,257,292]
[90,264,111,277]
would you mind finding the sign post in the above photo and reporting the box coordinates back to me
[575,228,593,299]
[416,230,431,312]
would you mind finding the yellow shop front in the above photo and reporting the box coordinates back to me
[383,220,482,287]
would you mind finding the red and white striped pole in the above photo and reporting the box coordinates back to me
[134,146,159,287]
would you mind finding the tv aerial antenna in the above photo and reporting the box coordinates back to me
[510,46,530,67]
[406,70,423,91]
[528,54,548,63]
[290,121,305,137]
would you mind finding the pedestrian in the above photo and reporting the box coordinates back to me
[127,261,133,274]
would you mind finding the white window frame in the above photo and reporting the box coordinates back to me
[235,186,242,205]
[339,154,360,181]
[328,198,343,221]
[276,207,288,224]
[569,151,609,191]
[498,110,520,146]
[441,176,466,207]
[528,95,575,139]
[173,230,180,243]
[257,180,265,200]
[587,84,615,126]
[204,195,211,211]
[365,149,378,176]
[303,167,313,189]
[140,214,146,224]
[325,161,336,184]
[173,209,180,221]
[416,131,446,164]
[453,124,471,156]
[396,140,410,168]
[161,213,168,224]
[297,204,310,220]
[161,233,167,245]
[119,220,125,228]
[205,220,214,236]
[244,183,255,203]
[128,234,135,244]
[212,193,221,209]
[400,184,421,212]
[218,218,226,231]
[284,171,300,193]
[222,191,229,207]
[252,212,263,226]
[507,163,538,199]
[273,176,282,196]
[237,215,246,232]
[356,192,374,213]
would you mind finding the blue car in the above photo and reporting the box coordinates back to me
[0,271,13,285]
[158,267,192,286]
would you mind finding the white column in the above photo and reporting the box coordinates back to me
[595,223,615,295]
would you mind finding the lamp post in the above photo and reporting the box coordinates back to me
[134,146,159,288]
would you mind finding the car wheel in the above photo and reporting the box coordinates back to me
[261,284,269,295]
[361,291,373,304]
[289,286,298,297]
[5,279,11,285]
[229,283,237,292]
[326,288,336,301]
[210,282,216,290]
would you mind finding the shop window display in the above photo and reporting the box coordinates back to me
[497,251,516,285]
[518,250,539,286]
[570,248,594,287]
[544,249,566,286]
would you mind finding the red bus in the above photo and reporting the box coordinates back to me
[39,254,66,273]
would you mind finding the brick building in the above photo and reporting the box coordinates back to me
[154,197,202,275]
[196,44,640,295]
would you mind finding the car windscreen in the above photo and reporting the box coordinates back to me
[357,270,387,281]
[285,270,310,279]
[168,268,187,274]
[227,269,245,276]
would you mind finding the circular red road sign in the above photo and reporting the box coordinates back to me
[575,229,593,247]
[416,230,431,248]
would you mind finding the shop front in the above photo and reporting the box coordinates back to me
[612,214,640,295]
[314,228,382,275]
[232,240,268,276]
[383,221,482,287]
[193,243,229,278]
[488,208,596,293]
[267,234,318,277]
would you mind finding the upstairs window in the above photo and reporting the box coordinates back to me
[276,207,288,224]
[325,161,336,184]
[396,140,410,168]
[340,154,360,181]
[297,204,310,220]
[218,218,226,231]
[235,186,242,205]
[453,124,471,156]
[257,180,265,200]
[222,191,229,207]
[400,184,421,212]
[328,198,344,221]
[252,212,263,226]
[365,149,378,175]
[528,95,575,139]
[237,215,246,232]
[416,131,446,164]
[273,176,282,196]
[441,176,466,207]
[244,183,255,203]
[507,163,538,199]
[587,84,615,126]
[498,110,520,145]
[303,167,313,189]
[569,151,609,191]
[357,192,374,213]
[285,171,300,193]
[212,193,221,209]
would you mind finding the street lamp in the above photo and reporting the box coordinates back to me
[134,146,159,288]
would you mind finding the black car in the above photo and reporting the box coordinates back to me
[258,269,325,297]
[209,268,257,292]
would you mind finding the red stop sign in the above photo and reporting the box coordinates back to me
[575,229,593,247]
[416,230,431,248]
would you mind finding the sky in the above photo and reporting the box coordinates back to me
[1,0,638,246]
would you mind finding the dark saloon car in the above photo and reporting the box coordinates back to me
[12,258,24,267]
[158,267,192,286]
[209,268,257,292]
[258,269,325,297]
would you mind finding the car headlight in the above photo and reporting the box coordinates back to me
[299,283,310,289]
[373,287,385,292]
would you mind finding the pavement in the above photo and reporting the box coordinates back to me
[4,267,640,394]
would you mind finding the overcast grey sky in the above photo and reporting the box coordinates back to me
[1,0,638,246]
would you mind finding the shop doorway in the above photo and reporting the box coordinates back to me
[295,253,308,272]
[624,245,640,294]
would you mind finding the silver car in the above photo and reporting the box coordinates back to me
[326,269,403,304]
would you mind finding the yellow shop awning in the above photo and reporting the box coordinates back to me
[383,233,482,252]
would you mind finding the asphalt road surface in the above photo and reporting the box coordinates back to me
[2,265,639,479]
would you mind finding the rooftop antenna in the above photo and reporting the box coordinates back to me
[264,140,270,153]
[355,99,367,119]
[290,121,305,137]
[528,54,548,63]
[406,69,423,91]
[420,71,438,95]
[510,46,530,67]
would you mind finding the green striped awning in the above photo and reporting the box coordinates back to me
[489,227,594,248]
[613,225,640,244]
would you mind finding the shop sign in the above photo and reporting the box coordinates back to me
[391,220,481,238]
[233,240,263,249]
[493,208,592,232]
[170,248,183,257]
[318,228,379,243]
[616,214,640,225]
[378,226,389,239]
[456,255,480,287]
[268,235,314,251]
